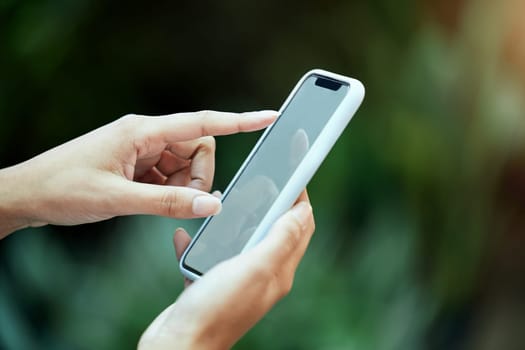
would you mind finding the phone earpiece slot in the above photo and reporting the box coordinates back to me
[314,77,342,91]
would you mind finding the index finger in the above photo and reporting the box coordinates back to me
[142,110,278,144]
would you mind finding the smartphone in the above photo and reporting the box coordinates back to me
[180,69,364,280]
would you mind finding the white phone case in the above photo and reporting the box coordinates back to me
[180,69,364,280]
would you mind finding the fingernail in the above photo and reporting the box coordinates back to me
[192,195,222,216]
[291,202,312,228]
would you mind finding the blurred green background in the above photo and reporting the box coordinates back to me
[2,0,525,349]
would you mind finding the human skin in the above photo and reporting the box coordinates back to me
[0,111,315,349]
[138,190,315,350]
[0,110,277,238]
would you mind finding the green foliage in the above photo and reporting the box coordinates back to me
[2,1,525,349]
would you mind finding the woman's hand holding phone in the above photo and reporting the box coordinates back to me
[138,190,315,350]
[180,70,364,279]
[1,109,314,350]
[0,69,361,349]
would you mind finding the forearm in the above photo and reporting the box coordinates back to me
[138,301,230,350]
[0,162,43,238]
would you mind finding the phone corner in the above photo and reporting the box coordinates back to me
[178,257,193,280]
[351,79,365,103]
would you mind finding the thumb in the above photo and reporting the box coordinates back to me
[114,180,222,218]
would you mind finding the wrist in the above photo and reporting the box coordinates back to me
[0,162,45,238]
[138,302,231,350]
[173,311,237,350]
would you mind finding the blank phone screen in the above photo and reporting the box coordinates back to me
[183,74,349,275]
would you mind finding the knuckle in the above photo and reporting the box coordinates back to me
[159,191,184,217]
[199,135,216,153]
[119,113,138,127]
[281,216,303,252]
[117,114,153,155]
[190,178,208,191]
[196,110,213,123]
[118,113,142,135]
[195,110,213,136]
[196,110,212,119]
[121,113,137,120]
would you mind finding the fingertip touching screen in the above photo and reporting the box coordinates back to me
[183,74,349,275]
